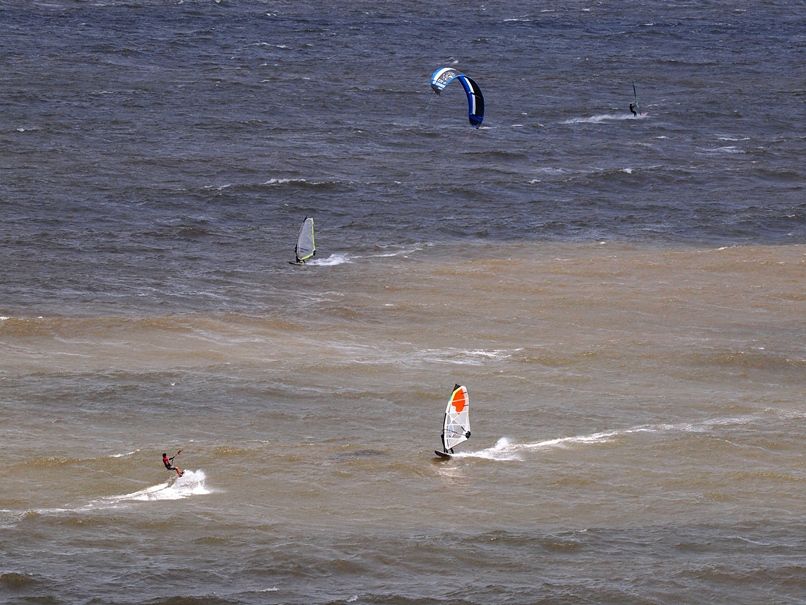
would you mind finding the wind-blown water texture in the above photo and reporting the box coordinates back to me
[1,2,804,604]
[1,0,804,316]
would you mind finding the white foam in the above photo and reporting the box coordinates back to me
[562,113,648,124]
[108,449,140,458]
[704,146,743,154]
[416,347,520,366]
[369,244,425,258]
[454,415,765,461]
[522,430,622,449]
[452,437,522,461]
[99,470,210,504]
[263,178,309,186]
[533,167,570,175]
[308,253,352,266]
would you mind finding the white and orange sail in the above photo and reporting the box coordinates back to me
[441,384,471,453]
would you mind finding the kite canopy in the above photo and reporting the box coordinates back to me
[430,67,484,128]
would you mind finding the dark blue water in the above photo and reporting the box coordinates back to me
[2,3,803,292]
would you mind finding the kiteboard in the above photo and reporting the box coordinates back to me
[434,384,471,459]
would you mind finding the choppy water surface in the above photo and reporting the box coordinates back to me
[1,2,804,604]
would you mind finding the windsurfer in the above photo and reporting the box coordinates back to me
[162,450,184,477]
[629,103,638,117]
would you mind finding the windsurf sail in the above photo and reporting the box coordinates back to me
[294,217,316,263]
[631,82,640,115]
[441,384,471,452]
[430,67,484,128]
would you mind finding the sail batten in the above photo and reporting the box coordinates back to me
[441,384,471,451]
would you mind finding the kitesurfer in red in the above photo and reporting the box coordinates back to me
[162,450,184,477]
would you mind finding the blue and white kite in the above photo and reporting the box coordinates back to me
[430,67,484,128]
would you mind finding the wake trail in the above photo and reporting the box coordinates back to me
[562,112,649,124]
[306,245,425,266]
[3,471,212,527]
[95,470,211,505]
[453,413,770,462]
[308,253,352,266]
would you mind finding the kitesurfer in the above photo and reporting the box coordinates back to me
[629,103,638,117]
[162,450,184,477]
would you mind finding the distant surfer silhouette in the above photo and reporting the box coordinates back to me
[630,82,640,117]
[162,450,184,477]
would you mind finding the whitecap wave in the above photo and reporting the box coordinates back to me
[108,449,140,458]
[703,145,744,154]
[264,178,302,186]
[368,244,425,258]
[416,347,521,366]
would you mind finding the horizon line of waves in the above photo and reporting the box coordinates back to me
[456,412,796,461]
[561,113,649,124]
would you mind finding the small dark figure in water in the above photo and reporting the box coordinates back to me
[629,103,638,117]
[162,451,183,477]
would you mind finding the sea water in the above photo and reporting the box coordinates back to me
[1,2,804,604]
